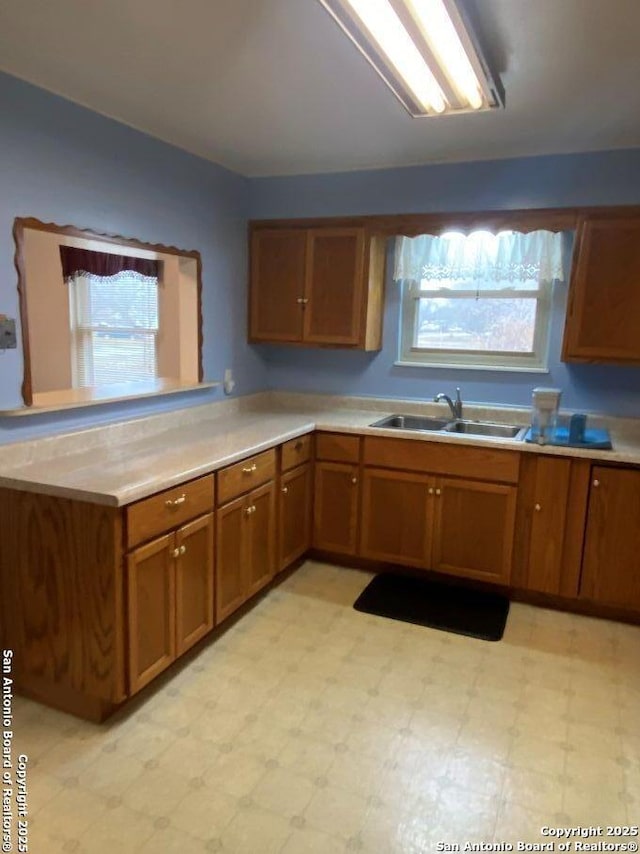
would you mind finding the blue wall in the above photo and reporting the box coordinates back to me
[250,151,640,417]
[0,72,267,444]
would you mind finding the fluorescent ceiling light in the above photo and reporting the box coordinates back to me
[318,0,505,117]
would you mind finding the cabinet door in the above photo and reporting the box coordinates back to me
[580,467,640,610]
[216,495,249,623]
[563,215,640,364]
[360,468,433,567]
[175,513,214,655]
[127,533,176,694]
[313,461,359,554]
[246,481,276,598]
[279,463,312,571]
[515,457,572,595]
[249,229,305,342]
[303,228,365,345]
[432,478,517,584]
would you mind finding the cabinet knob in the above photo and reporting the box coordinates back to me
[534,503,542,512]
[351,477,358,484]
[172,547,180,558]
[592,479,600,487]
[282,486,288,494]
[242,464,257,474]
[296,297,309,305]
[294,441,303,450]
[179,545,186,555]
[435,488,442,496]
[165,493,186,508]
[245,505,256,515]
[428,487,434,495]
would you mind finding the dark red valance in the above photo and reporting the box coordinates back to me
[59,246,160,281]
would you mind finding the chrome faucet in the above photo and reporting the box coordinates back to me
[434,387,463,420]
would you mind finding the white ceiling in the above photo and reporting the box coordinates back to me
[2,0,640,177]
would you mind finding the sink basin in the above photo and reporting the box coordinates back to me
[442,420,527,439]
[370,414,527,440]
[370,414,452,432]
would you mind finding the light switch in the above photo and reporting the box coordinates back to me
[0,316,17,350]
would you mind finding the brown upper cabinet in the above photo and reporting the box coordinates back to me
[563,213,640,364]
[249,225,385,350]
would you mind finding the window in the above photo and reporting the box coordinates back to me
[396,230,564,371]
[69,271,159,387]
[59,245,162,389]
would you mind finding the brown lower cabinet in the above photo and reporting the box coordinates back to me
[127,512,214,695]
[313,460,360,554]
[580,466,640,609]
[360,468,516,583]
[279,462,312,570]
[216,481,276,623]
[513,456,590,596]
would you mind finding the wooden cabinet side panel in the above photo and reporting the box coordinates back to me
[175,513,215,656]
[0,488,124,703]
[363,234,386,351]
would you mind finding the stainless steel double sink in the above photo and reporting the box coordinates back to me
[370,413,527,440]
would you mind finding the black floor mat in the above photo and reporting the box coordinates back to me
[353,572,510,641]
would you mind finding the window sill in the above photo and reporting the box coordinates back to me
[394,360,550,373]
[0,379,220,417]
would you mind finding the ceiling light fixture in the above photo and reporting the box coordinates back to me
[317,0,505,117]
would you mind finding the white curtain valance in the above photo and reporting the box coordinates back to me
[393,230,565,286]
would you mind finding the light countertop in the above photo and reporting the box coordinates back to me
[1,394,639,506]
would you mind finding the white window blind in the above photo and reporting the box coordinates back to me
[69,272,159,387]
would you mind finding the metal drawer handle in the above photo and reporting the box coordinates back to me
[165,494,186,508]
[242,464,258,474]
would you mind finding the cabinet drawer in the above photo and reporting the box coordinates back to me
[217,449,276,505]
[127,474,214,549]
[316,432,360,463]
[281,434,312,472]
[363,437,520,485]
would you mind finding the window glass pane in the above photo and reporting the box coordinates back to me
[415,297,537,352]
[75,274,158,330]
[88,332,157,385]
[418,277,539,293]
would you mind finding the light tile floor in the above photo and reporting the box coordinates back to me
[14,561,640,853]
